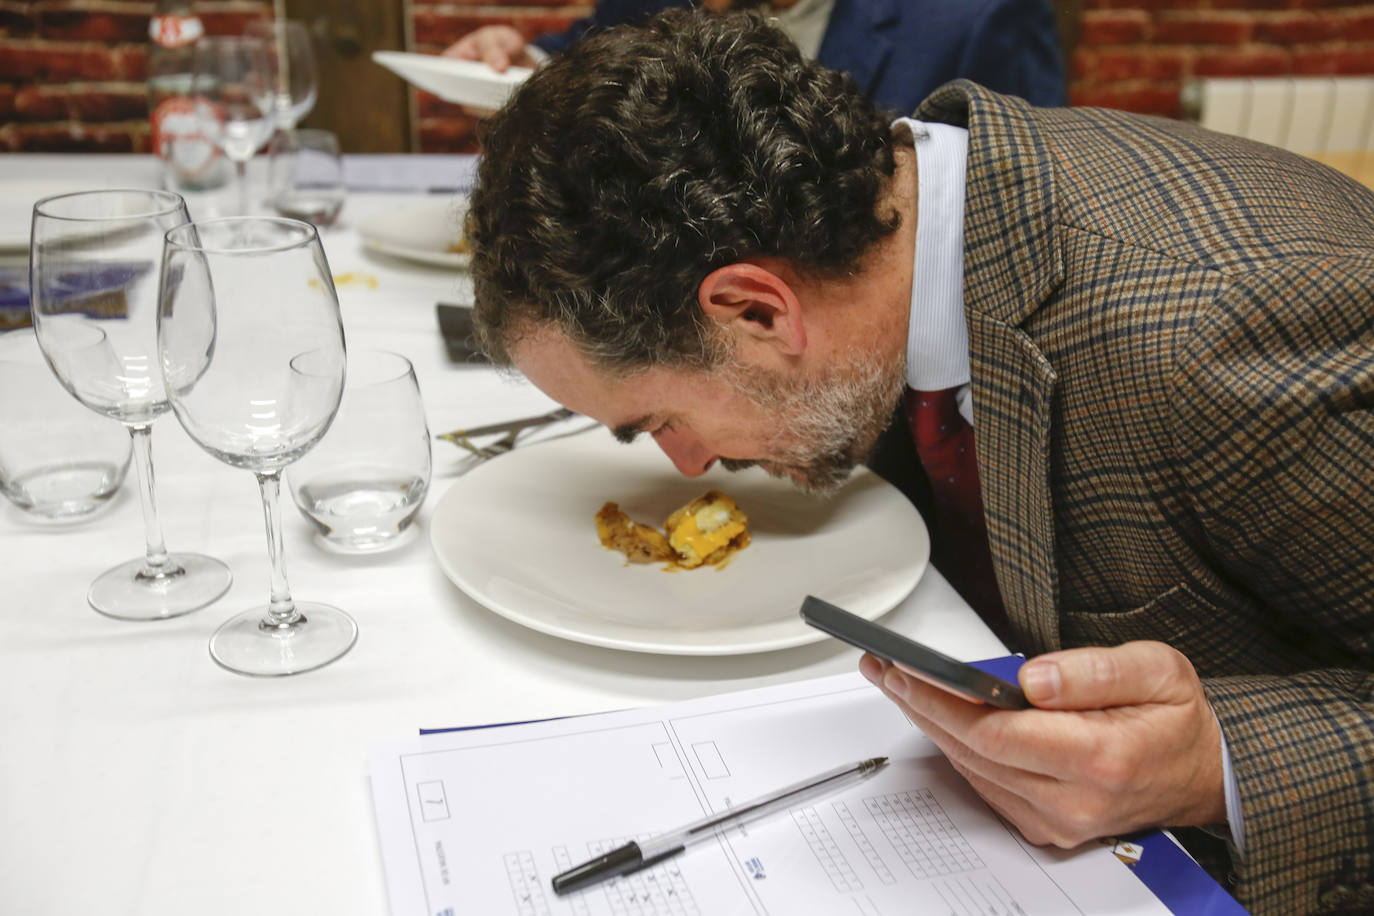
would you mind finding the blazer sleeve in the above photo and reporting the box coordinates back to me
[1174,253,1374,914]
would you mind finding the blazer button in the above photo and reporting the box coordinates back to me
[1319,884,1355,907]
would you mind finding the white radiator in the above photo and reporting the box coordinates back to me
[1185,76,1374,153]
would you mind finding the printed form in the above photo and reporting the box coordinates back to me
[369,672,1177,916]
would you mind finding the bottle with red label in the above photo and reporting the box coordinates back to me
[148,0,228,192]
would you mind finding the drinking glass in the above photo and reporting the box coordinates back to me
[192,35,275,217]
[245,19,318,131]
[0,327,131,520]
[288,349,431,552]
[269,128,345,227]
[29,189,232,618]
[159,216,355,677]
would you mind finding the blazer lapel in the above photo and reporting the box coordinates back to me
[917,82,1065,652]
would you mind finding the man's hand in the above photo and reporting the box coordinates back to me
[861,640,1227,846]
[442,25,537,72]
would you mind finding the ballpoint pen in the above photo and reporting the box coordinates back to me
[551,756,888,895]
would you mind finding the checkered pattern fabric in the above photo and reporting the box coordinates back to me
[912,81,1374,915]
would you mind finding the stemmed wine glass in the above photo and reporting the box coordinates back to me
[29,189,233,619]
[192,35,275,217]
[245,19,318,132]
[158,216,355,677]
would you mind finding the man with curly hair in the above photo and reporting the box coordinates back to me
[467,10,1374,915]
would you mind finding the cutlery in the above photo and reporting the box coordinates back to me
[436,407,576,457]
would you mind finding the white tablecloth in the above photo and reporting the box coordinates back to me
[0,154,1004,914]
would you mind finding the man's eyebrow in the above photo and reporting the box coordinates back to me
[611,415,655,444]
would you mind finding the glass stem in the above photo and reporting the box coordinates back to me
[255,470,300,628]
[235,158,249,217]
[129,423,183,582]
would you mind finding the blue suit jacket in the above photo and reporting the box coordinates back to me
[532,0,1068,112]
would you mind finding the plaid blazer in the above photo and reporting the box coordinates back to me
[907,82,1374,915]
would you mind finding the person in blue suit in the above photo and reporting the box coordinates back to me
[444,0,1068,112]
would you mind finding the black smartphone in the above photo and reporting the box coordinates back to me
[436,302,488,364]
[800,595,1030,710]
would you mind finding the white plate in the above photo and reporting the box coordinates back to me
[357,198,470,269]
[372,51,531,110]
[430,428,929,655]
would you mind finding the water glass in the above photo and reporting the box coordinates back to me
[0,329,131,520]
[288,349,430,552]
[269,128,345,227]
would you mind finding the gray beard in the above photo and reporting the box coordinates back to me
[721,350,906,495]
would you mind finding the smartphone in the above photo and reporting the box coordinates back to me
[436,302,488,364]
[800,595,1030,710]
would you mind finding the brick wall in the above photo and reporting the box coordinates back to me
[6,2,1374,153]
[1072,0,1374,117]
[410,2,591,153]
[0,0,270,153]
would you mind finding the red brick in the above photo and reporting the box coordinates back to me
[415,88,473,121]
[412,0,576,6]
[0,120,143,152]
[14,85,68,120]
[112,42,146,79]
[1348,10,1374,40]
[1077,10,1150,46]
[1286,0,1371,8]
[0,39,120,80]
[1154,13,1253,45]
[1293,45,1374,73]
[1206,0,1294,10]
[198,9,270,36]
[1253,11,1349,43]
[69,83,147,121]
[413,11,586,47]
[1193,48,1292,77]
[417,116,479,154]
[38,3,151,43]
[0,82,16,118]
[0,2,37,36]
[1082,48,1189,82]
[1070,84,1186,118]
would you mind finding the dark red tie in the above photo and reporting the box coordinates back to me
[905,388,1013,647]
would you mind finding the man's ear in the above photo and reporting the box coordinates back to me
[697,262,807,357]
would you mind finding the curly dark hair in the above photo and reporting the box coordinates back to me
[468,8,901,371]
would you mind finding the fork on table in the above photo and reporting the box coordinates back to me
[435,407,577,459]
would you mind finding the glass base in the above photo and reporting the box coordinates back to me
[88,553,233,621]
[208,602,357,677]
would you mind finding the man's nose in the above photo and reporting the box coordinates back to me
[651,425,716,476]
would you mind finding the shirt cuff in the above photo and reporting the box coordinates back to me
[1218,717,1246,855]
[525,44,550,66]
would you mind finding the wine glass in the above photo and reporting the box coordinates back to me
[245,19,318,131]
[192,35,275,217]
[29,189,233,619]
[158,216,355,677]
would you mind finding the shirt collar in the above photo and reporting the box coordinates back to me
[899,117,971,394]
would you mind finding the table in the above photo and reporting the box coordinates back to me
[1307,150,1374,190]
[0,154,1002,914]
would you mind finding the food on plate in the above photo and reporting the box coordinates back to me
[595,502,675,564]
[596,490,750,569]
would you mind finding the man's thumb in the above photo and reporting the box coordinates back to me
[1018,641,1193,709]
